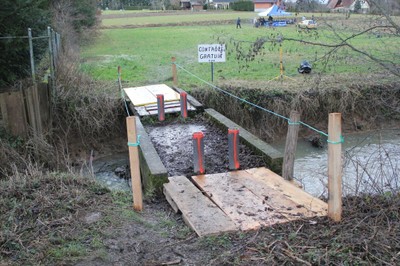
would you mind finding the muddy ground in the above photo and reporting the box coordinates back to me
[145,115,267,177]
[76,194,400,266]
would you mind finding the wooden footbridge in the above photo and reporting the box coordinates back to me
[124,82,341,237]
[164,168,327,236]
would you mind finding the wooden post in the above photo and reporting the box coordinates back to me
[117,66,122,91]
[126,116,143,211]
[171,57,178,87]
[282,111,300,181]
[328,113,342,222]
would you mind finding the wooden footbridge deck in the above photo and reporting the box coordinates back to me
[164,167,327,237]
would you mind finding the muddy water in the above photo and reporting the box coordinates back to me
[271,129,400,197]
[91,152,131,191]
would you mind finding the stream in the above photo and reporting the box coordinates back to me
[271,129,400,197]
[91,126,400,198]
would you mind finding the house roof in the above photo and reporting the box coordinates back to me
[253,0,277,3]
[212,0,236,3]
[327,0,356,9]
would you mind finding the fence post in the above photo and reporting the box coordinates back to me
[180,91,188,118]
[157,94,165,121]
[171,57,178,87]
[193,132,205,174]
[117,66,122,91]
[126,116,143,211]
[48,27,55,98]
[328,113,342,222]
[228,129,240,170]
[282,111,300,181]
[28,28,36,82]
[28,28,42,135]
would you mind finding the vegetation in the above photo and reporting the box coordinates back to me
[82,13,399,88]
[0,0,50,86]
[231,1,254,11]
[0,0,99,87]
[0,171,143,265]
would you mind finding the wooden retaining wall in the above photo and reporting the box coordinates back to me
[0,83,50,137]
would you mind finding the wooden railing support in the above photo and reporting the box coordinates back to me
[172,57,178,87]
[328,113,342,222]
[127,116,143,211]
[282,111,300,181]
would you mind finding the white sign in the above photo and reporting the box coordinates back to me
[198,44,226,63]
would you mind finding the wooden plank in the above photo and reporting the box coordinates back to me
[126,116,143,211]
[234,170,325,220]
[38,83,50,129]
[1,91,28,137]
[192,172,274,231]
[124,86,157,106]
[163,176,237,237]
[0,93,8,127]
[245,168,327,216]
[145,101,181,111]
[124,84,180,107]
[146,84,180,102]
[328,113,342,222]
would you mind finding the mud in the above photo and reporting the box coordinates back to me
[145,115,267,177]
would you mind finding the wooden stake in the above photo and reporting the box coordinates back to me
[328,113,342,222]
[172,57,178,86]
[126,116,143,211]
[282,111,300,181]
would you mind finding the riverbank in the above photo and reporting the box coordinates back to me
[190,75,400,142]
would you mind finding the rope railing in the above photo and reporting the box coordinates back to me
[174,62,332,139]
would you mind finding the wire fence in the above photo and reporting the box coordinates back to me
[0,26,61,136]
[173,62,332,139]
[0,26,61,93]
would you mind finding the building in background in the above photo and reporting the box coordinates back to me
[253,0,283,12]
[327,0,370,13]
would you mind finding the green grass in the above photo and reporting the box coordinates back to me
[81,12,399,88]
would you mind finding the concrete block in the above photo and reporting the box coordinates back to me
[135,116,168,194]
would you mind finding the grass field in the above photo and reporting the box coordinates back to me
[81,11,399,88]
[101,10,256,27]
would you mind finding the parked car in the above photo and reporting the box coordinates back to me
[298,20,317,29]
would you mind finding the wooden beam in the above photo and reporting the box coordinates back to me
[282,111,300,181]
[126,116,143,211]
[328,113,342,222]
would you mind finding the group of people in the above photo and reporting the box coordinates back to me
[236,16,273,29]
[253,15,273,28]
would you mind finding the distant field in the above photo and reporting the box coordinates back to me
[101,10,256,27]
[81,11,399,88]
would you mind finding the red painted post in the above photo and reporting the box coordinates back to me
[180,92,188,118]
[156,94,165,121]
[228,129,240,170]
[192,132,205,174]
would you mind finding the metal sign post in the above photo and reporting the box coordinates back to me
[211,62,214,82]
[198,44,226,83]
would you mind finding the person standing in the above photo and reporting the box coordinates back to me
[236,17,241,29]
